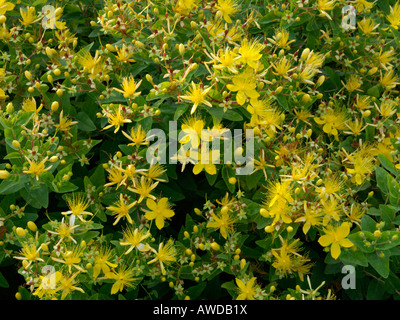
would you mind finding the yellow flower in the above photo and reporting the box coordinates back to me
[143,164,167,182]
[23,156,52,181]
[354,94,372,110]
[344,203,365,228]
[386,1,400,30]
[321,198,342,226]
[174,0,198,15]
[267,29,295,48]
[106,193,137,225]
[113,76,142,98]
[42,6,66,30]
[379,69,399,90]
[266,180,294,207]
[295,202,323,235]
[318,222,354,259]
[353,0,374,13]
[53,110,78,132]
[344,118,367,136]
[0,0,14,15]
[76,49,103,77]
[376,99,397,117]
[227,70,260,105]
[193,149,220,175]
[120,227,151,254]
[0,87,7,100]
[318,0,336,20]
[314,108,347,137]
[102,104,132,133]
[148,241,177,275]
[128,176,159,203]
[378,49,395,70]
[315,174,344,200]
[179,115,205,147]
[343,74,362,92]
[51,245,86,273]
[33,271,62,299]
[180,81,212,114]
[48,218,79,245]
[143,197,175,230]
[357,17,379,35]
[238,38,263,70]
[272,56,293,77]
[56,272,85,300]
[215,0,239,23]
[263,198,293,224]
[19,6,38,26]
[62,193,93,224]
[22,97,43,114]
[271,238,312,279]
[344,145,376,185]
[14,242,44,267]
[115,44,136,63]
[104,166,125,189]
[122,125,149,147]
[207,208,237,239]
[235,277,257,300]
[106,264,137,294]
[211,47,239,74]
[92,246,118,279]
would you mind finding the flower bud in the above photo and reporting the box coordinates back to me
[27,221,37,232]
[240,258,246,270]
[51,101,59,112]
[12,140,20,149]
[316,75,325,87]
[210,242,220,251]
[56,89,63,97]
[368,67,378,75]
[0,170,10,179]
[16,227,26,237]
[106,44,116,52]
[178,43,185,55]
[302,93,311,103]
[25,71,32,80]
[301,48,310,60]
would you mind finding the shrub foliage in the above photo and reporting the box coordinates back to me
[1,0,400,300]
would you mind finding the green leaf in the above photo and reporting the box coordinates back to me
[185,282,207,300]
[221,280,237,298]
[367,86,380,98]
[223,109,243,121]
[367,252,390,278]
[0,272,9,288]
[367,279,386,300]
[348,231,375,253]
[375,231,400,250]
[375,166,390,195]
[380,205,395,228]
[222,166,236,193]
[77,112,97,132]
[377,154,398,177]
[205,170,218,186]
[15,111,35,126]
[173,104,188,121]
[0,175,28,195]
[361,215,377,233]
[275,94,289,111]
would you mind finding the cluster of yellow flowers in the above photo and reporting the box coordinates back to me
[1,0,400,301]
